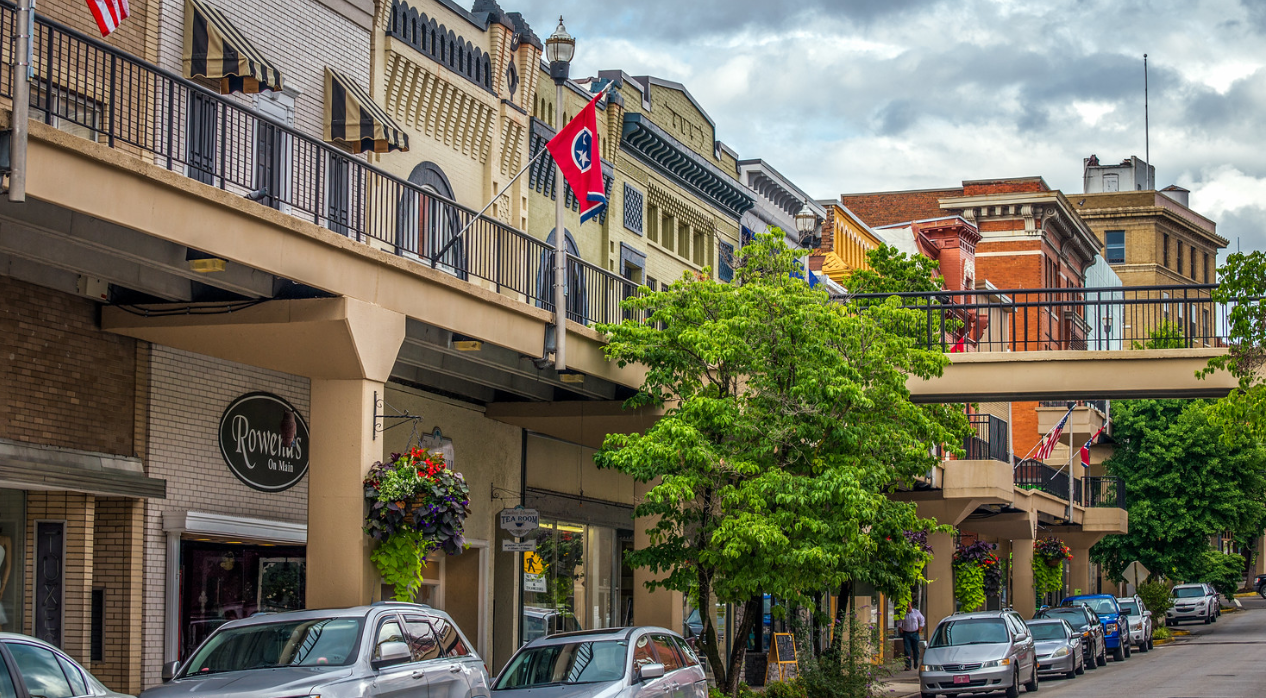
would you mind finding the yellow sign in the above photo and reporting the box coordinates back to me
[523,551,545,574]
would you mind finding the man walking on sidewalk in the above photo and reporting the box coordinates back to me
[899,601,926,670]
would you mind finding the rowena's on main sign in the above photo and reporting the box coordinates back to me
[218,392,310,492]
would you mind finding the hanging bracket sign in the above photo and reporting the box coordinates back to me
[502,539,537,552]
[218,392,309,492]
[499,506,540,536]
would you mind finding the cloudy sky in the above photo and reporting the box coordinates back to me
[511,0,1266,255]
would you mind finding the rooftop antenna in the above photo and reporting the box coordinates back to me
[1144,54,1151,190]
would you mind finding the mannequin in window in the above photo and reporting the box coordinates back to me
[0,532,11,631]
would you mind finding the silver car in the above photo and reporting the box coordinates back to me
[1025,619,1083,680]
[1167,583,1217,626]
[493,627,707,698]
[141,602,488,698]
[0,632,132,697]
[1115,596,1153,651]
[919,611,1038,698]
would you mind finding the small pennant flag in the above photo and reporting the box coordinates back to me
[86,0,130,36]
[545,92,607,223]
[1080,425,1107,468]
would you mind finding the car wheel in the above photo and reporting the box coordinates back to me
[1024,664,1039,692]
[921,693,937,698]
[1138,639,1148,653]
[1147,636,1154,650]
[1097,646,1107,667]
[1075,657,1085,676]
[1005,668,1021,698]
[1124,640,1131,658]
[1203,614,1212,625]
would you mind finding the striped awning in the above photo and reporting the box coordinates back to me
[183,0,284,94]
[324,67,409,154]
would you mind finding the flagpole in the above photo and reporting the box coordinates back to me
[431,148,547,266]
[1068,404,1076,521]
[1017,404,1076,466]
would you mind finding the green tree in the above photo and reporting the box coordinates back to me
[1206,251,1266,441]
[595,234,966,694]
[842,245,944,295]
[1090,399,1266,584]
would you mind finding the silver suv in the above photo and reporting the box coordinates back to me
[141,603,488,698]
[919,610,1038,698]
[1167,584,1218,626]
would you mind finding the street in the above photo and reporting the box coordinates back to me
[1031,596,1266,698]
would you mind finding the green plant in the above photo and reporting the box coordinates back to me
[951,541,995,611]
[1032,538,1071,596]
[801,611,897,698]
[364,447,471,601]
[1191,550,1246,597]
[763,679,807,698]
[1136,580,1172,619]
[1151,626,1171,641]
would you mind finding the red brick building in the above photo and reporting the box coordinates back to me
[842,176,1102,457]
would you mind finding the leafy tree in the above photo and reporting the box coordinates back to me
[1090,399,1266,585]
[1191,550,1245,598]
[1206,251,1266,441]
[1131,320,1187,350]
[841,245,944,295]
[595,234,966,694]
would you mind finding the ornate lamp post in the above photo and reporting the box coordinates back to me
[795,202,820,250]
[545,17,575,370]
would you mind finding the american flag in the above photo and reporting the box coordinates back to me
[86,0,129,37]
[1080,424,1108,468]
[1033,406,1074,460]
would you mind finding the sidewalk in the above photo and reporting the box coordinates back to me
[880,668,921,698]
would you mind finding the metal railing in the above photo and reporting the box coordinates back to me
[1084,476,1127,509]
[964,414,1009,463]
[1039,400,1109,415]
[1014,458,1072,500]
[851,284,1228,352]
[0,3,645,327]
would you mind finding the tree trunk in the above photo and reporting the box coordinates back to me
[696,570,726,689]
[724,597,761,697]
[829,579,852,658]
[811,591,823,657]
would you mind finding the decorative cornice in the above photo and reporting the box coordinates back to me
[621,113,754,220]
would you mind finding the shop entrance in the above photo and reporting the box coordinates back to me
[178,540,306,658]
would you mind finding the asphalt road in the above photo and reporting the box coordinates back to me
[1030,596,1266,698]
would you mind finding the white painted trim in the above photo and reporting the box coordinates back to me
[464,538,491,659]
[162,510,307,545]
[164,531,181,663]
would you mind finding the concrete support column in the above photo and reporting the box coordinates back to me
[631,479,683,631]
[926,531,957,634]
[1060,531,1106,599]
[1012,541,1036,619]
[306,379,384,608]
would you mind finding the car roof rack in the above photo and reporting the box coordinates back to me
[371,601,432,608]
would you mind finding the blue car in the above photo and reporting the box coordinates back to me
[1062,595,1131,662]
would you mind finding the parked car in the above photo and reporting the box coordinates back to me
[522,606,582,644]
[0,632,132,697]
[1167,583,1217,626]
[494,626,707,698]
[1203,583,1223,620]
[1034,605,1106,669]
[1115,595,1153,652]
[142,602,488,698]
[1255,573,1266,599]
[918,610,1038,698]
[1061,595,1130,661]
[1024,618,1083,680]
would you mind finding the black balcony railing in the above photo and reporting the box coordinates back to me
[850,284,1236,352]
[964,414,1009,463]
[1014,458,1072,500]
[0,3,645,327]
[1084,476,1127,509]
[1039,400,1109,415]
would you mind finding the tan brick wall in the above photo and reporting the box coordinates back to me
[0,276,137,457]
[24,492,95,664]
[36,0,152,61]
[141,345,309,688]
[92,498,144,694]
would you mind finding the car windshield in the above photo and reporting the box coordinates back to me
[928,619,1009,647]
[1067,598,1117,614]
[184,618,363,676]
[1118,600,1139,615]
[1027,624,1067,641]
[1172,587,1204,598]
[1037,610,1087,630]
[495,641,628,689]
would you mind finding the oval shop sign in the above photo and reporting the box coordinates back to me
[218,392,310,492]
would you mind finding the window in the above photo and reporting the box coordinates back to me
[693,229,706,267]
[90,589,104,662]
[430,617,470,657]
[0,651,17,698]
[1204,252,1211,282]
[494,641,627,688]
[718,241,735,282]
[402,616,441,662]
[662,213,674,252]
[54,656,86,697]
[623,184,645,235]
[1190,245,1196,279]
[651,636,682,672]
[678,222,691,260]
[34,83,103,142]
[6,643,73,698]
[253,90,297,212]
[647,204,659,243]
[1105,231,1125,264]
[631,635,657,668]
[1177,241,1183,275]
[672,636,699,666]
[1163,234,1170,268]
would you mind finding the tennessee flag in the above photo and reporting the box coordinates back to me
[1080,425,1107,468]
[546,92,607,223]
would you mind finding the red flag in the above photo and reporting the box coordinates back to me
[86,0,130,36]
[1080,425,1107,468]
[949,335,966,353]
[545,92,607,223]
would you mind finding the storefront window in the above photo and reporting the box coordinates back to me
[524,520,630,636]
[0,490,24,633]
[179,540,305,658]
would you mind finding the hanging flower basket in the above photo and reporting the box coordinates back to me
[952,540,997,612]
[1032,537,1072,595]
[364,447,471,600]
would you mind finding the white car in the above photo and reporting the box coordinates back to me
[1166,584,1217,626]
[1115,596,1153,651]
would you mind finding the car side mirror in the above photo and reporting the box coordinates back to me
[638,663,665,682]
[372,642,412,670]
[919,640,928,650]
[161,661,181,682]
[1144,610,1152,617]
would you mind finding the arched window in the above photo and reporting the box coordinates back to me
[396,162,465,279]
[536,229,588,323]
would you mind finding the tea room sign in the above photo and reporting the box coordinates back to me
[218,392,310,492]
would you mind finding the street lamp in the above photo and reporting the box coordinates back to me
[795,202,820,250]
[546,17,574,371]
